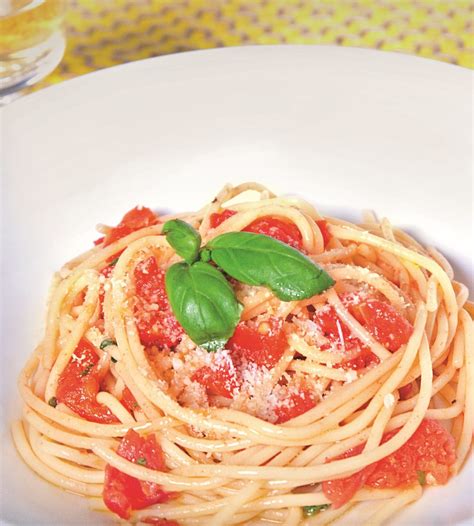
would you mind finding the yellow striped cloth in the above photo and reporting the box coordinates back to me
[39,0,473,89]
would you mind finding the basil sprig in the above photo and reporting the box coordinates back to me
[166,262,242,352]
[163,219,334,351]
[207,232,334,301]
[163,219,201,264]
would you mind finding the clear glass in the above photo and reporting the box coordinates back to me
[0,0,65,101]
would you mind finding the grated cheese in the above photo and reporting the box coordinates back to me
[383,393,395,409]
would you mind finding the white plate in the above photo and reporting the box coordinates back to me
[1,46,472,526]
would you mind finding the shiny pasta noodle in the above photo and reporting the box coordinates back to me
[13,183,473,526]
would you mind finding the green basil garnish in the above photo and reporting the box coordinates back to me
[303,504,330,516]
[163,219,201,264]
[417,470,426,485]
[207,232,334,301]
[100,338,117,350]
[165,261,242,352]
[137,457,147,466]
[163,220,334,351]
[80,364,93,377]
[109,257,120,266]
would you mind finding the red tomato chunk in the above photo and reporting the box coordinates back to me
[353,299,413,352]
[209,209,237,228]
[244,217,303,250]
[227,318,288,368]
[322,419,456,508]
[103,430,175,520]
[210,211,303,250]
[312,298,413,371]
[133,257,184,349]
[94,206,159,247]
[316,219,331,247]
[56,339,118,424]
[192,362,239,399]
[121,387,139,413]
[274,389,317,424]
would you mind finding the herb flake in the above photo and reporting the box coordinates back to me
[303,504,330,516]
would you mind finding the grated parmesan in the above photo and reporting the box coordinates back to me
[383,393,395,409]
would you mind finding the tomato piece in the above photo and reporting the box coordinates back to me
[102,207,159,247]
[366,420,456,488]
[316,219,331,247]
[210,212,303,250]
[243,217,303,250]
[322,442,377,508]
[322,420,456,508]
[227,318,287,368]
[340,346,379,371]
[275,389,317,424]
[313,305,353,342]
[399,383,414,400]
[121,387,139,413]
[312,305,375,368]
[192,361,239,399]
[103,430,174,520]
[355,300,413,352]
[94,236,105,246]
[133,257,184,348]
[56,339,119,424]
[209,209,237,228]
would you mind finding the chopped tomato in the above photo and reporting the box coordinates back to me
[56,339,119,424]
[142,520,180,526]
[313,305,353,343]
[103,430,174,520]
[312,298,412,370]
[340,346,379,371]
[121,387,139,413]
[322,420,456,508]
[102,207,159,247]
[316,219,331,247]
[353,299,413,352]
[133,257,184,348]
[275,389,317,424]
[210,212,303,250]
[243,217,303,250]
[321,441,374,508]
[399,383,414,400]
[94,236,105,246]
[209,209,237,228]
[192,362,239,399]
[227,318,288,368]
[312,305,375,368]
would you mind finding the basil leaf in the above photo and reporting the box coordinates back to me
[163,219,201,264]
[303,504,330,516]
[208,232,335,301]
[100,338,117,350]
[165,261,242,351]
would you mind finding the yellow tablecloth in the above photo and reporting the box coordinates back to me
[39,0,474,89]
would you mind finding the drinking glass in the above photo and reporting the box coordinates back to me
[0,0,65,102]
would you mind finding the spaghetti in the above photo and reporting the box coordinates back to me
[13,183,473,525]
